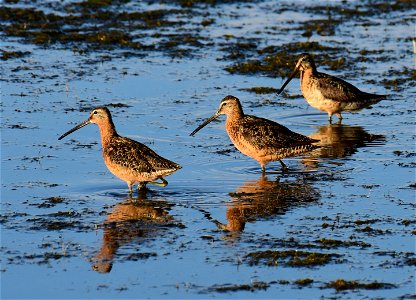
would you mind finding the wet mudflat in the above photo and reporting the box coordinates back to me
[1,0,415,298]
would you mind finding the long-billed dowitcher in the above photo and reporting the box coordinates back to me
[277,53,386,123]
[190,95,319,173]
[58,107,181,193]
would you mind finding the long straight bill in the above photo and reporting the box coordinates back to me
[58,119,90,140]
[277,66,299,96]
[190,113,220,136]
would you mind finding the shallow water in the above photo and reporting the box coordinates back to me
[1,0,415,298]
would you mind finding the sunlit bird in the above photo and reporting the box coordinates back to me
[58,107,181,193]
[277,53,386,123]
[190,95,318,173]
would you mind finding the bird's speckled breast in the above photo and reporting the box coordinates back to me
[300,70,342,114]
[102,142,157,183]
[102,148,141,183]
[225,119,259,161]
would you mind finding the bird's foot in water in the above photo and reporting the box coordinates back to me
[148,177,168,187]
[279,160,289,172]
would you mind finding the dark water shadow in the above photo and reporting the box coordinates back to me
[310,123,386,158]
[91,192,180,273]
[236,124,384,176]
[204,175,320,233]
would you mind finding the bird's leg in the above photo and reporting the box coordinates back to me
[148,177,168,187]
[138,182,149,191]
[127,182,133,194]
[136,189,148,201]
[279,160,289,172]
[328,112,333,124]
[261,164,266,175]
[213,220,229,231]
[335,113,343,123]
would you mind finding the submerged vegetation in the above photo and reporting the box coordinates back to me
[207,281,270,293]
[0,4,201,57]
[1,49,30,60]
[224,41,348,78]
[0,0,413,93]
[325,279,396,291]
[246,250,341,267]
[316,238,371,249]
[240,87,279,94]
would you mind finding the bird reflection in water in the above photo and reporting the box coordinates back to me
[212,175,320,232]
[306,123,386,160]
[91,193,176,273]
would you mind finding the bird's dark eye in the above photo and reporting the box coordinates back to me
[93,111,98,115]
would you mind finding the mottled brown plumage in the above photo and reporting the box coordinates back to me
[190,95,318,173]
[58,107,181,193]
[277,53,386,122]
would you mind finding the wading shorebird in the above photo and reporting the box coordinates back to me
[190,95,319,173]
[58,107,181,193]
[277,53,386,123]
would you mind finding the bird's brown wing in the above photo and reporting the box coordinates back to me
[240,116,317,150]
[106,137,180,174]
[314,72,366,103]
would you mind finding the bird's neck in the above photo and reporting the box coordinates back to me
[225,110,244,123]
[97,121,118,147]
[300,68,314,84]
[225,111,244,135]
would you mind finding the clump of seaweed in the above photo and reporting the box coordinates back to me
[303,0,413,19]
[246,250,341,267]
[0,4,203,56]
[207,281,270,293]
[316,238,371,249]
[300,18,342,37]
[325,279,396,291]
[1,49,31,60]
[224,41,348,78]
[240,87,278,94]
[294,278,314,287]
[35,196,65,208]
